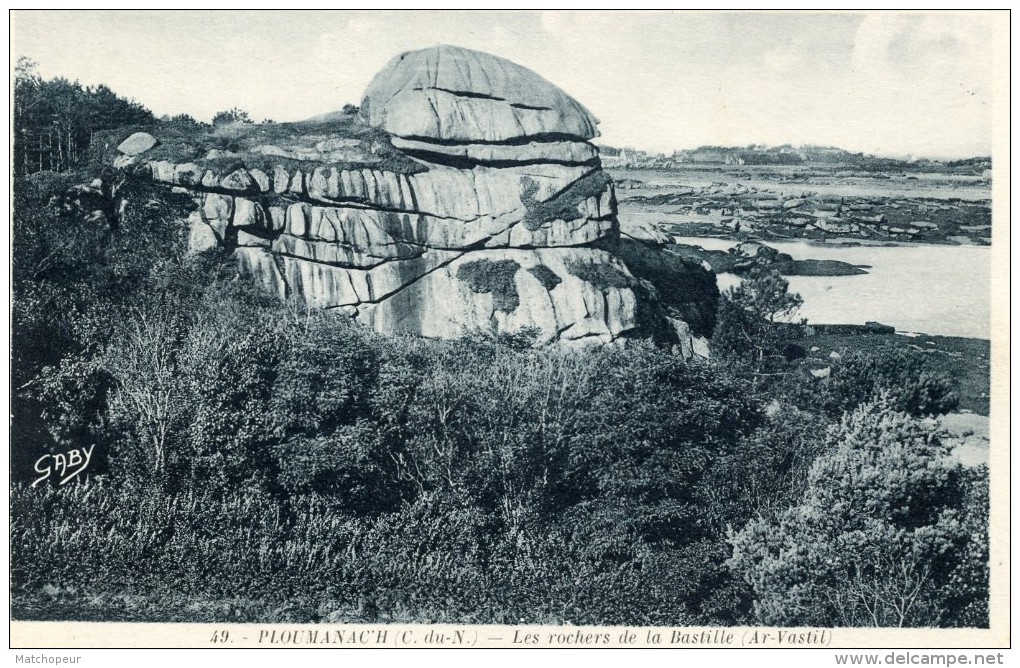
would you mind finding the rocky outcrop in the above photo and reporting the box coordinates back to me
[109,45,716,351]
[361,44,600,143]
[671,240,867,277]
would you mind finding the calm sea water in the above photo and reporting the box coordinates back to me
[673,237,991,339]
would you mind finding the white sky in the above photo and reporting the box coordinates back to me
[11,10,1002,159]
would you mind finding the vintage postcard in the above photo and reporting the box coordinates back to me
[7,9,1010,658]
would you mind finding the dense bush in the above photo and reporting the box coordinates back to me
[13,227,778,623]
[823,348,959,417]
[729,398,986,627]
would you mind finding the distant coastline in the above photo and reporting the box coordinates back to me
[598,143,991,175]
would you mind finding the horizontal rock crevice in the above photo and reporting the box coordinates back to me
[390,131,596,147]
[398,149,600,171]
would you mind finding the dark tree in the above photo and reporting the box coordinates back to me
[713,265,804,376]
[13,58,154,175]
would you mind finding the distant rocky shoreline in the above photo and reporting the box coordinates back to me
[612,171,992,248]
[667,239,868,277]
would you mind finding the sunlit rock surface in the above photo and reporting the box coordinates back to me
[361,44,600,143]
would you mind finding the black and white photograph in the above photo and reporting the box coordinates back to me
[8,9,1009,654]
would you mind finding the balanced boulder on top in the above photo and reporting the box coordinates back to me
[361,44,600,144]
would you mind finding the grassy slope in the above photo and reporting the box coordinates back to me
[91,115,427,176]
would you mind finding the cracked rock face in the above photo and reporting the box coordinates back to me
[113,45,716,350]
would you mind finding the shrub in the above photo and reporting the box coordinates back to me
[12,170,195,483]
[268,312,377,437]
[788,347,960,418]
[940,466,989,627]
[698,403,827,529]
[829,348,959,417]
[212,108,252,125]
[272,424,399,514]
[564,259,633,291]
[728,397,984,627]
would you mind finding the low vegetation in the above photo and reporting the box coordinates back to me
[456,259,522,312]
[527,264,562,291]
[520,171,610,230]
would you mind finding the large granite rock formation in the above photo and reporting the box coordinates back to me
[109,45,717,351]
